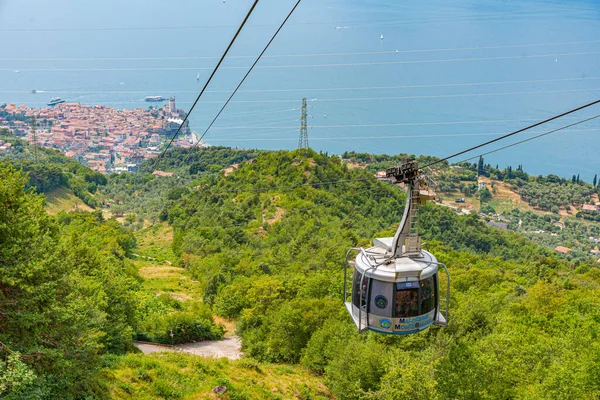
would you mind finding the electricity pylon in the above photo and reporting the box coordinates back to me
[297,98,309,154]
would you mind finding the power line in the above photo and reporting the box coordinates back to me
[30,118,38,163]
[191,0,303,151]
[8,76,599,95]
[8,123,598,142]
[219,87,600,103]
[153,0,260,170]
[216,116,298,128]
[2,7,597,33]
[194,107,297,121]
[181,185,389,230]
[0,13,555,33]
[420,99,600,169]
[192,128,600,142]
[452,114,600,165]
[132,165,377,197]
[195,177,376,196]
[11,87,600,108]
[0,18,432,32]
[4,50,600,72]
[2,39,599,61]
[196,115,588,131]
[197,129,300,141]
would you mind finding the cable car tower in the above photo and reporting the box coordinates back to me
[344,159,450,334]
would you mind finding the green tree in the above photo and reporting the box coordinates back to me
[0,164,140,398]
[0,353,36,397]
[479,187,492,203]
[477,156,484,176]
[324,338,387,399]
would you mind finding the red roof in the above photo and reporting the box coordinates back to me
[555,246,571,254]
[152,170,173,177]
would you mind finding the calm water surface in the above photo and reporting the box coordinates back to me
[1,0,599,177]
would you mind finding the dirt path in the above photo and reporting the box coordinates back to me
[132,224,242,360]
[133,337,242,360]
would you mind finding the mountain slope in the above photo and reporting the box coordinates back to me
[153,148,600,399]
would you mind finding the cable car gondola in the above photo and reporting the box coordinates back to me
[344,160,450,335]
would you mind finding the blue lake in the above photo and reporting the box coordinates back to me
[1,0,599,177]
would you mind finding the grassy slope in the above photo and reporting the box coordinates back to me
[132,223,202,301]
[104,352,331,400]
[105,223,330,398]
[44,186,94,214]
[436,177,543,215]
[432,175,586,221]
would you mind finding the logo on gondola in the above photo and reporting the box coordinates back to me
[379,319,391,329]
[374,295,388,309]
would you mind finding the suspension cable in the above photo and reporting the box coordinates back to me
[187,0,303,161]
[153,0,260,170]
[420,99,600,169]
[452,114,600,165]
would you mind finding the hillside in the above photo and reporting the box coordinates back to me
[2,147,600,399]
[97,146,263,223]
[342,151,600,261]
[44,186,95,214]
[136,149,599,399]
[0,130,105,210]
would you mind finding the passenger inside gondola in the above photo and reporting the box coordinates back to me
[420,277,435,314]
[395,286,419,318]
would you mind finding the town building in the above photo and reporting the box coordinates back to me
[554,246,571,254]
[0,102,194,174]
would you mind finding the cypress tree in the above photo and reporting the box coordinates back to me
[593,174,597,187]
[477,156,484,176]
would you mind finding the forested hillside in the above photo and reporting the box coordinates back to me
[0,164,223,399]
[100,146,262,223]
[2,147,600,399]
[0,130,106,208]
[158,149,600,399]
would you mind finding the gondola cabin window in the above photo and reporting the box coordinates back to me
[352,272,369,308]
[395,281,420,317]
[420,276,436,314]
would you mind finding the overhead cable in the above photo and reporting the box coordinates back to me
[195,115,587,131]
[452,114,600,165]
[181,186,389,230]
[5,50,600,72]
[2,9,597,32]
[3,39,599,61]
[11,87,600,108]
[0,14,555,32]
[191,128,600,142]
[153,0,260,169]
[189,0,303,155]
[197,177,375,196]
[420,99,600,169]
[4,76,600,96]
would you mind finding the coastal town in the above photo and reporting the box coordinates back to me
[0,98,200,173]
